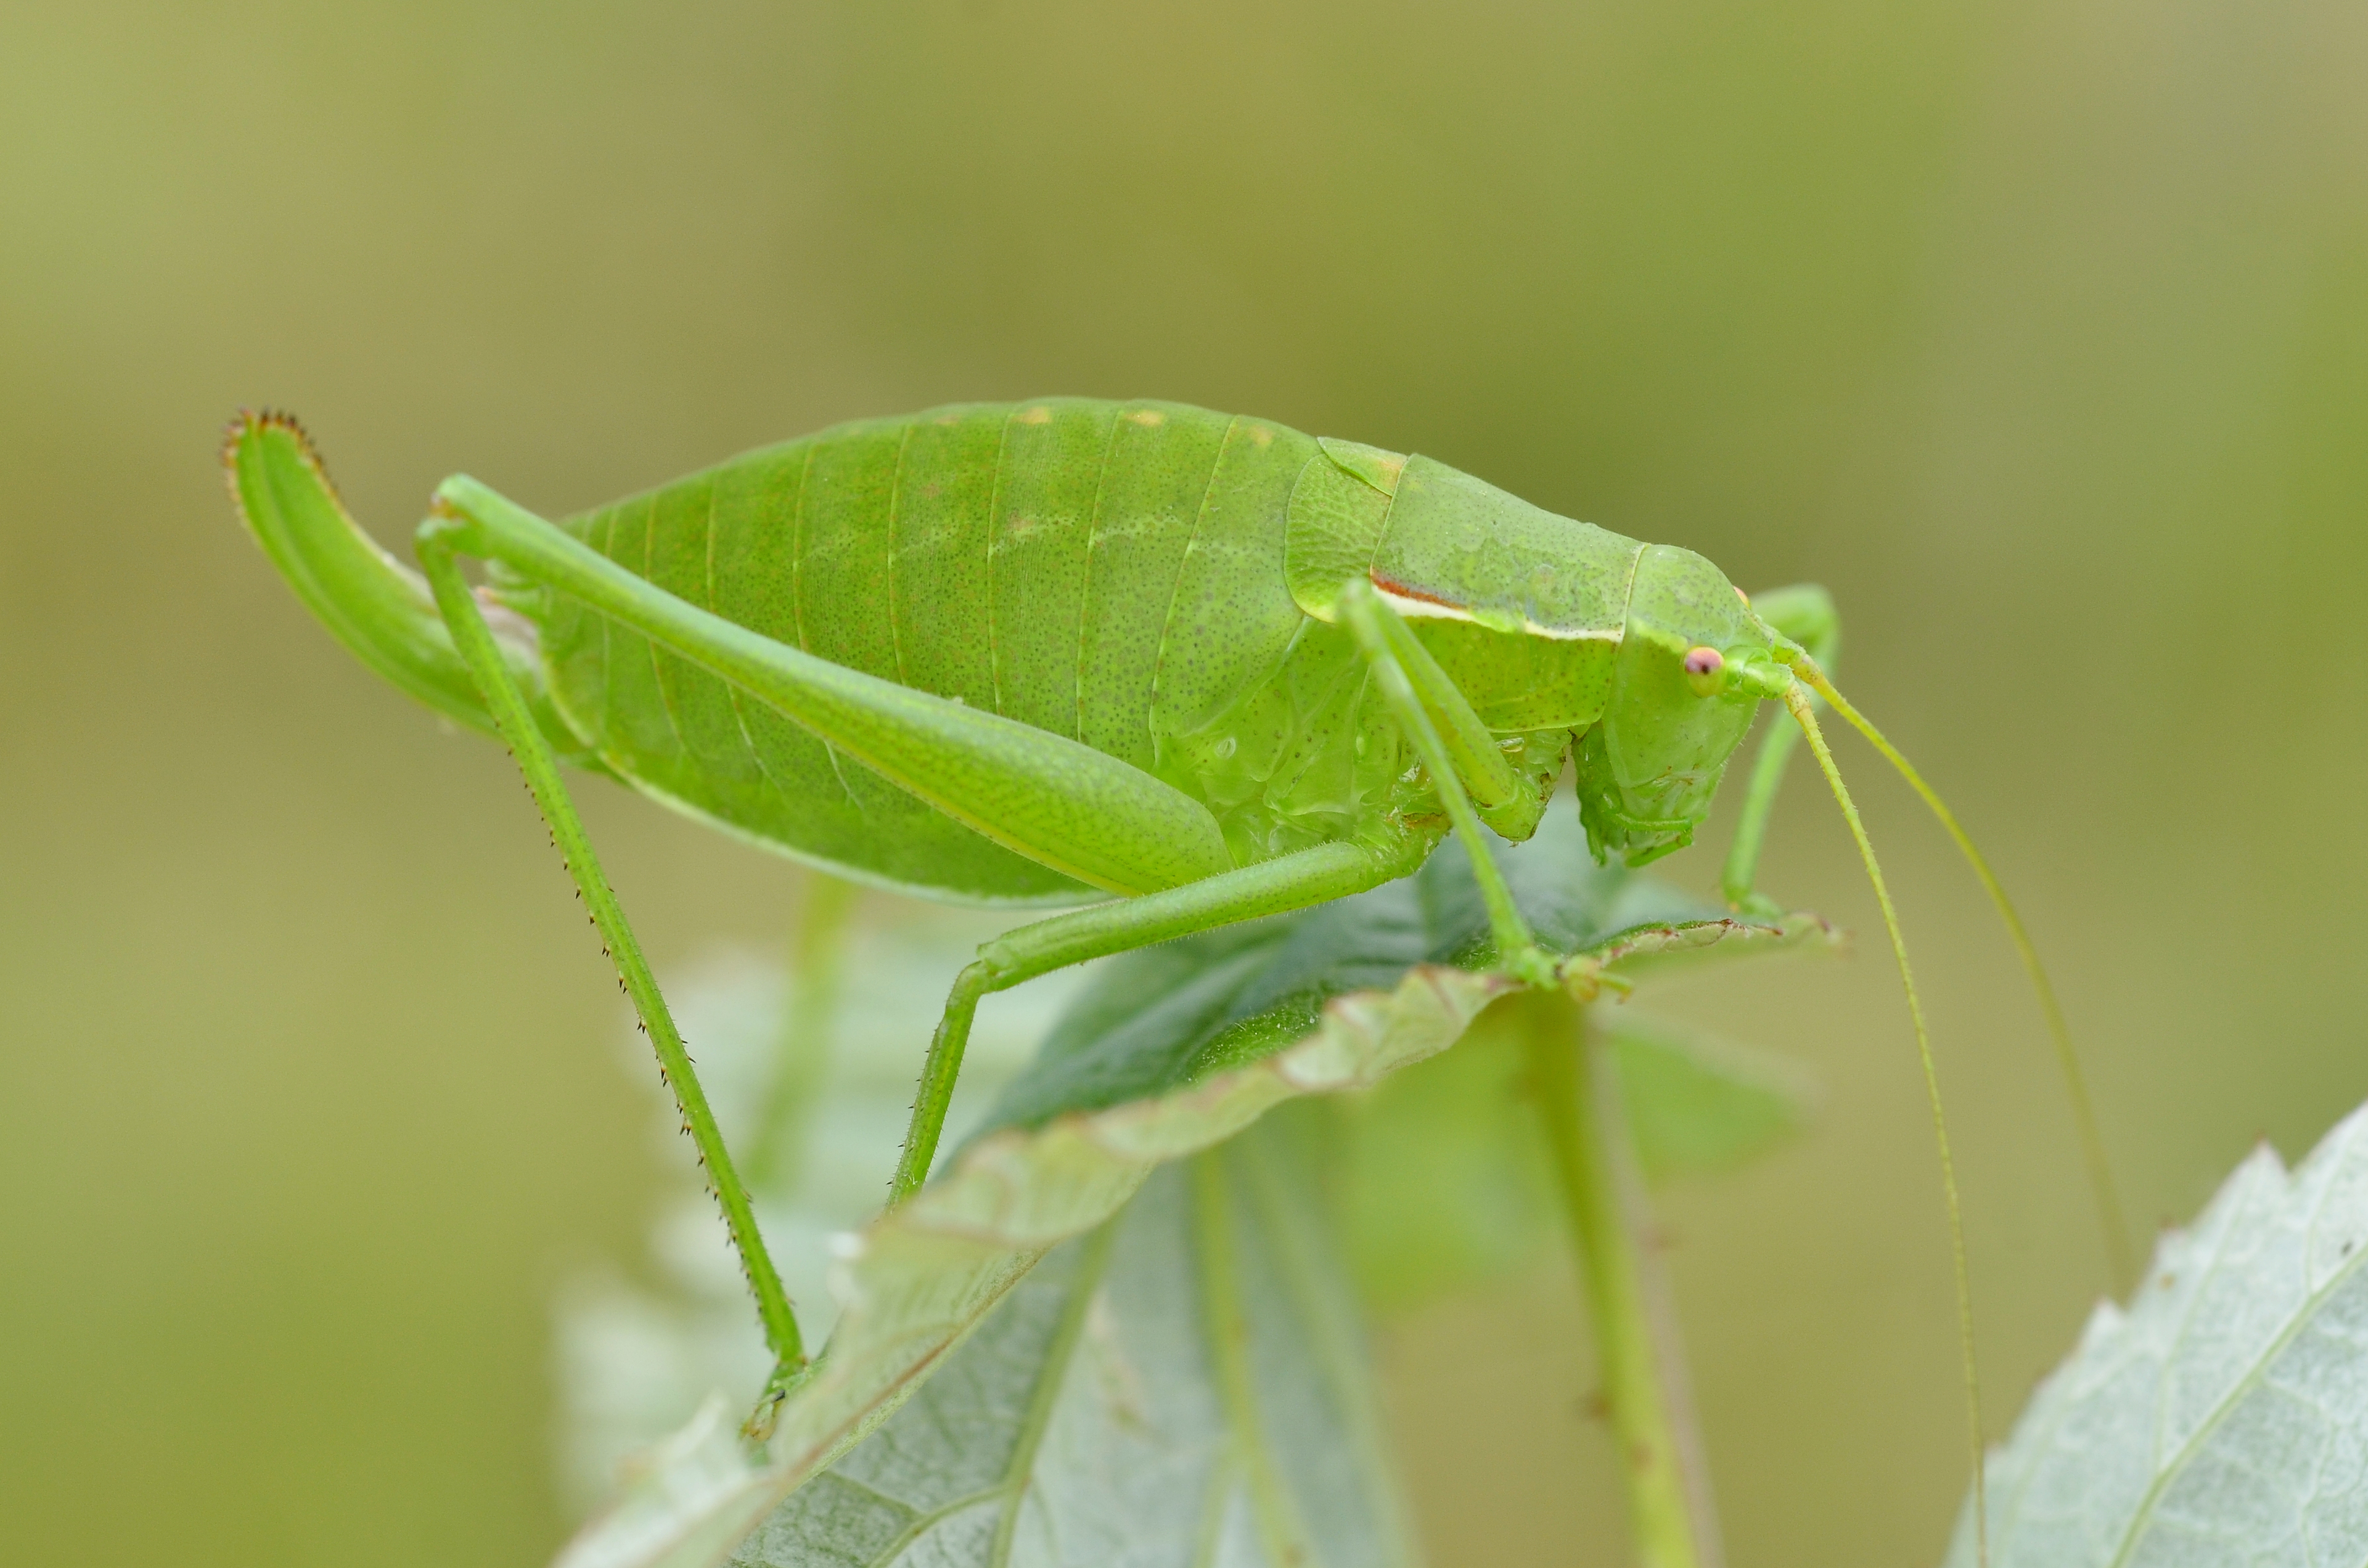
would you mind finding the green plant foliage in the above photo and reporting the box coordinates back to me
[1612,1014,1817,1183]
[963,815,1827,1318]
[1329,1009,1560,1313]
[972,815,1823,1140]
[1946,1099,2368,1566]
[557,939,1509,1568]
[1336,1008,1814,1312]
[556,815,1831,1567]
[734,1124,1414,1567]
[554,918,1074,1511]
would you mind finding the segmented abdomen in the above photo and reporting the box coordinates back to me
[531,399,1387,904]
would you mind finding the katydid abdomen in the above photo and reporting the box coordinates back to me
[531,398,1640,902]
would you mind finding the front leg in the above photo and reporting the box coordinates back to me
[1721,584,1839,915]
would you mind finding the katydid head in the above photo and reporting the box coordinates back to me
[1575,544,1790,866]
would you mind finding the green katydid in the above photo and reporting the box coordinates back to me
[223,399,2118,1508]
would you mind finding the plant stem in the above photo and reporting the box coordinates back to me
[1522,990,1724,1568]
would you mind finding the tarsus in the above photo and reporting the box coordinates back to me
[1793,657,2132,1288]
[1784,683,1987,1568]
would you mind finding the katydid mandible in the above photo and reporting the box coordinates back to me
[223,399,2118,1448]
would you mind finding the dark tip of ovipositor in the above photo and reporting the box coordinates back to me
[221,407,340,500]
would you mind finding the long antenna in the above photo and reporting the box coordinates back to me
[1784,683,1987,1567]
[1792,657,2132,1288]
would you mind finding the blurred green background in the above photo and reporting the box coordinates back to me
[4,1,2364,1562]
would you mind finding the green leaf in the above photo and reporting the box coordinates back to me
[555,944,1509,1568]
[1202,811,1826,1315]
[1334,1007,1814,1311]
[1944,1098,2368,1567]
[973,811,1828,1140]
[1608,1013,1814,1182]
[1330,1004,1559,1311]
[554,814,1832,1566]
[554,913,1080,1513]
[731,1116,1414,1567]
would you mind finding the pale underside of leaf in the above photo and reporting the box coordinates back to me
[552,959,1506,1568]
[554,816,1832,1568]
[1946,1099,2368,1568]
[732,1120,1413,1568]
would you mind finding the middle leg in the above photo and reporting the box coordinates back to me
[1337,578,1557,986]
[888,830,1436,1202]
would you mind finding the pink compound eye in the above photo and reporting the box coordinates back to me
[1683,646,1724,677]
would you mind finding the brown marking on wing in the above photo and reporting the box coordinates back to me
[1368,570,1469,611]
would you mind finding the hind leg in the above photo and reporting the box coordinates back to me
[416,531,806,1384]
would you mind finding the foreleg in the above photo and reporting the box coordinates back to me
[1721,584,1838,915]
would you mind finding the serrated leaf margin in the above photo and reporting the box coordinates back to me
[1945,1098,2368,1566]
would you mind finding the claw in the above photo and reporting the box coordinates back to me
[1494,943,1564,990]
[1554,952,1636,1003]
